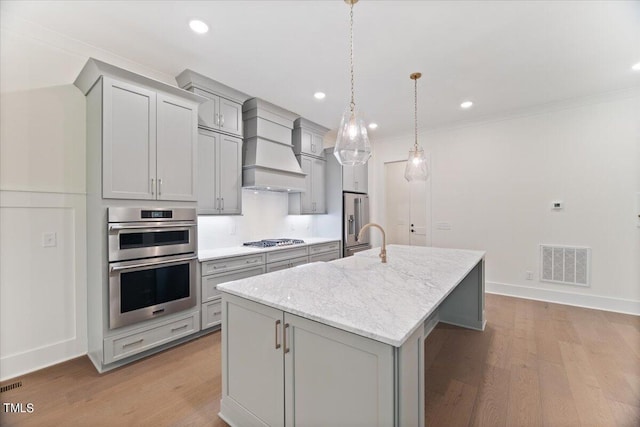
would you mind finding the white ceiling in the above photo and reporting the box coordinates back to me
[2,0,639,139]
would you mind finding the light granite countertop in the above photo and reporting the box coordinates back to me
[217,244,485,347]
[198,237,340,262]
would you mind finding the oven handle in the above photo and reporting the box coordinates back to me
[110,255,197,272]
[109,222,196,231]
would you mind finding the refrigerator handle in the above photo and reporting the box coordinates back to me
[354,197,361,241]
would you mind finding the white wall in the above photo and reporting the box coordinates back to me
[370,91,640,314]
[0,12,179,381]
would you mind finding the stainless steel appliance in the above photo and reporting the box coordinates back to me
[108,207,197,329]
[343,192,371,257]
[243,238,305,248]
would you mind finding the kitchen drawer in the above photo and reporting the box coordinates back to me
[266,256,308,273]
[309,251,340,263]
[308,241,340,256]
[202,253,265,275]
[104,312,199,364]
[202,300,222,330]
[265,246,308,264]
[202,265,266,302]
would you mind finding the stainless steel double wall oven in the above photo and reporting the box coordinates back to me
[107,207,197,329]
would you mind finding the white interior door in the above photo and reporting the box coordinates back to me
[384,161,430,246]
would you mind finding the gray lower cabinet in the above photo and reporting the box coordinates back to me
[197,129,242,215]
[266,256,308,273]
[201,254,266,330]
[307,241,340,262]
[219,294,395,427]
[265,246,308,272]
[103,311,199,364]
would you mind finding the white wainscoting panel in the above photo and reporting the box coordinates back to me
[0,191,87,380]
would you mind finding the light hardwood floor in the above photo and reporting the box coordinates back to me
[1,294,639,426]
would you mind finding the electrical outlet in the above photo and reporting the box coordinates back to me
[525,271,534,280]
[42,232,57,248]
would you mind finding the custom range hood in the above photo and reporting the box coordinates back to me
[242,98,306,192]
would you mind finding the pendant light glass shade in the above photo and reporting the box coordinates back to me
[334,108,371,166]
[334,0,371,166]
[404,72,429,181]
[405,146,429,181]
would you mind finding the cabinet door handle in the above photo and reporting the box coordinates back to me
[220,114,225,127]
[151,178,155,196]
[158,178,162,196]
[215,113,220,127]
[283,322,290,354]
[275,319,281,349]
[221,198,224,211]
[216,198,220,211]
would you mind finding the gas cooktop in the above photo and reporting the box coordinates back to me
[243,238,305,248]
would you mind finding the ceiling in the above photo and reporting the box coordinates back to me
[2,0,639,140]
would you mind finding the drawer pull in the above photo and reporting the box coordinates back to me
[122,338,144,348]
[246,259,259,264]
[152,308,165,315]
[213,311,221,316]
[214,264,227,269]
[171,324,188,333]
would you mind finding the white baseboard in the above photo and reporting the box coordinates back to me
[486,281,640,316]
[0,339,86,382]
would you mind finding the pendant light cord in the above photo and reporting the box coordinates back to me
[414,77,418,150]
[349,2,355,113]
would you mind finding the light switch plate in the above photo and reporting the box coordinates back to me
[42,232,57,247]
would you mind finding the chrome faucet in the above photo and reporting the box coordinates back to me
[358,223,387,263]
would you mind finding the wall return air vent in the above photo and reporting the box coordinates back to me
[540,245,591,287]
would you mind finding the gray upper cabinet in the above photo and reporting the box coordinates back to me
[197,129,242,215]
[289,118,329,215]
[292,118,328,158]
[176,69,250,138]
[343,163,368,193]
[288,155,326,214]
[193,88,243,137]
[101,77,198,201]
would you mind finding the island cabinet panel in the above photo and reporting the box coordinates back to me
[284,313,395,427]
[438,260,486,331]
[220,294,395,427]
[221,295,285,427]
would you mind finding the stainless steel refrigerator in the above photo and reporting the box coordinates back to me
[343,192,371,257]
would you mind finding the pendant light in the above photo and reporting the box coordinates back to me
[334,0,372,166]
[404,72,429,181]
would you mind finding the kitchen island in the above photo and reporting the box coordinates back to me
[217,244,485,427]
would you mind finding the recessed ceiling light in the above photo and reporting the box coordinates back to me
[632,62,640,71]
[368,123,378,130]
[460,101,473,109]
[314,92,326,100]
[189,20,209,34]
